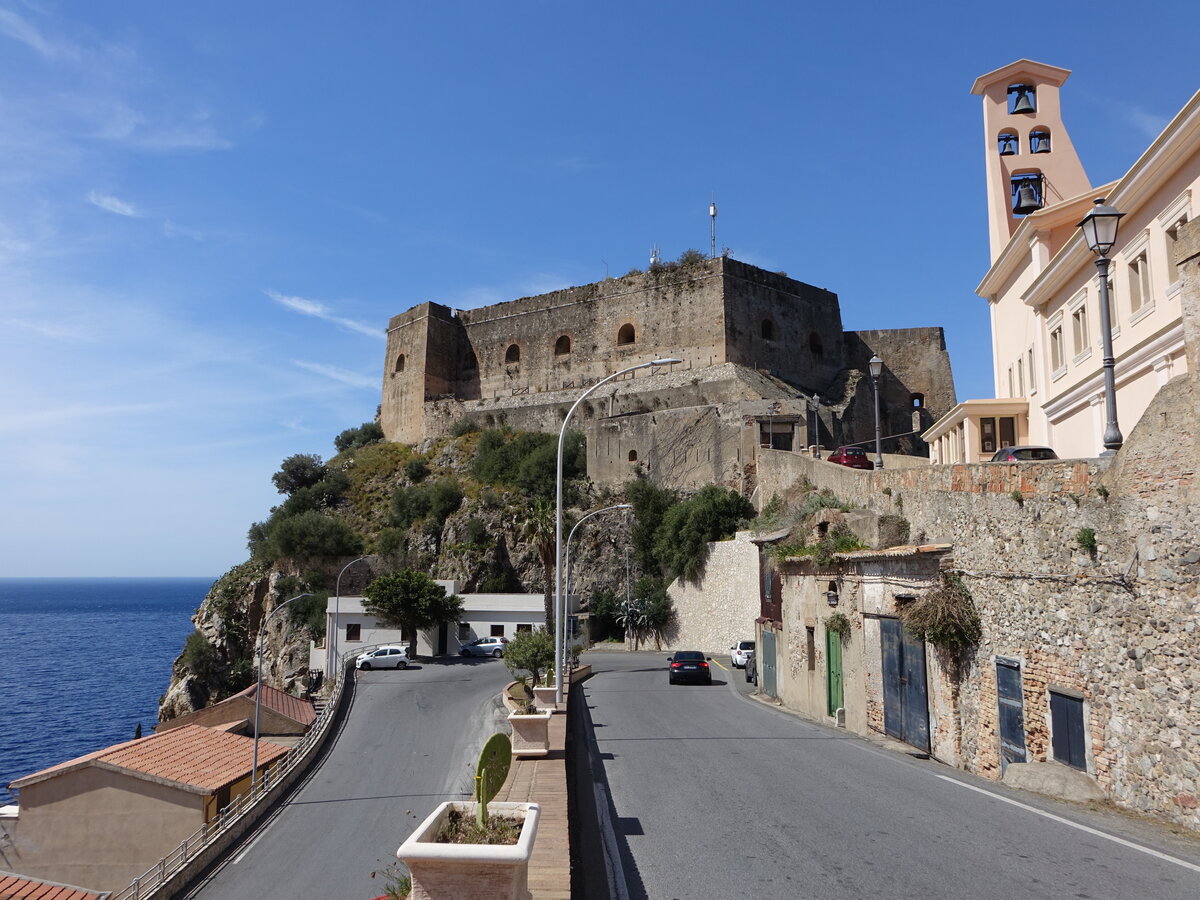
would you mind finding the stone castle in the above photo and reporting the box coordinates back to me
[381,256,957,490]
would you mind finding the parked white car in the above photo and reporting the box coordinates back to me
[356,646,409,670]
[730,640,755,668]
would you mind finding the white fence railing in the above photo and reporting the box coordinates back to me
[110,657,354,900]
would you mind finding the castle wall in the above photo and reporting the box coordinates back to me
[382,302,459,445]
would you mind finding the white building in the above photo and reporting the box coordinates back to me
[317,581,576,672]
[925,59,1196,462]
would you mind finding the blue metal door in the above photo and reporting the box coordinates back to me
[880,618,930,752]
[761,629,777,698]
[996,659,1027,772]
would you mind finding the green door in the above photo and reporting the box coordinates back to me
[826,628,844,715]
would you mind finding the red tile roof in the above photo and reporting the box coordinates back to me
[0,871,109,899]
[231,683,317,727]
[10,725,289,794]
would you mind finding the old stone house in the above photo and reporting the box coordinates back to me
[3,725,289,893]
[760,545,961,762]
[381,256,956,490]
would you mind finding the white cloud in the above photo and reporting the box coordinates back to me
[266,289,383,340]
[0,8,79,61]
[292,360,379,389]
[87,190,139,217]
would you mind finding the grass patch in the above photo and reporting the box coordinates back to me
[435,807,522,845]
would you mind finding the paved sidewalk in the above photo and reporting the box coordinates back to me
[497,678,584,900]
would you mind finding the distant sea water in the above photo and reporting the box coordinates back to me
[0,577,211,804]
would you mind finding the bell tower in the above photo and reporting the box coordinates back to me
[972,60,1091,261]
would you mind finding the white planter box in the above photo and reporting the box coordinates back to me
[396,800,540,900]
[507,709,553,757]
[532,685,562,712]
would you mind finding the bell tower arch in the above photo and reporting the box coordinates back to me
[972,60,1091,261]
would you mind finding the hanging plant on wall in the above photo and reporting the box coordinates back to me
[825,612,852,639]
[899,572,981,651]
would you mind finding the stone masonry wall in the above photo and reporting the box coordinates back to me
[753,354,1200,828]
[663,531,760,654]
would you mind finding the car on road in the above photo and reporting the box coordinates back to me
[356,646,408,670]
[460,636,508,658]
[828,446,874,470]
[745,651,758,685]
[667,650,713,685]
[730,640,755,668]
[989,445,1059,462]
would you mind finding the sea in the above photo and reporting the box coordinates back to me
[0,577,212,804]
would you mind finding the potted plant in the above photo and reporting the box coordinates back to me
[396,733,540,900]
[505,629,562,713]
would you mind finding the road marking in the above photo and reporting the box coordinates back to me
[230,829,265,865]
[709,658,730,672]
[934,774,1200,874]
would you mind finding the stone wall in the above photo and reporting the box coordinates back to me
[753,355,1200,827]
[662,531,760,654]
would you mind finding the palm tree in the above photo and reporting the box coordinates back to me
[520,498,558,635]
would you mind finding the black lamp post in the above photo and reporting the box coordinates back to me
[808,393,821,459]
[1077,198,1126,453]
[869,355,884,469]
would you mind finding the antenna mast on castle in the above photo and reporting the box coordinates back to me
[709,196,718,258]
[649,244,660,267]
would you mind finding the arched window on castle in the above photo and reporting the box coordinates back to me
[394,353,406,373]
[761,319,776,341]
[628,450,638,462]
[809,332,823,357]
[554,335,571,356]
[911,393,925,408]
[617,323,636,346]
[505,344,521,364]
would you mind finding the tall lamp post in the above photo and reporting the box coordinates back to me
[808,393,821,458]
[555,358,680,704]
[869,354,884,469]
[253,592,312,790]
[1077,198,1126,453]
[563,503,632,641]
[330,555,370,680]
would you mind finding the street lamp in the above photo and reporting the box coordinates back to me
[555,358,680,704]
[253,592,312,790]
[807,393,821,459]
[330,555,370,681]
[869,354,884,470]
[1077,198,1126,453]
[563,503,632,642]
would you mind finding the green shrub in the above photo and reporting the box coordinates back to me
[272,453,327,495]
[405,457,430,483]
[334,421,384,453]
[278,470,351,517]
[677,248,708,266]
[625,476,678,573]
[826,612,852,638]
[259,511,363,561]
[288,592,329,641]
[463,517,490,547]
[652,485,754,583]
[504,628,556,686]
[181,629,220,681]
[450,417,479,438]
[1076,527,1097,555]
[899,574,981,650]
[472,428,584,499]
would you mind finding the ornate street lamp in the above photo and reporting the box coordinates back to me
[253,593,312,790]
[869,355,884,469]
[1077,198,1126,452]
[554,358,680,704]
[808,393,821,459]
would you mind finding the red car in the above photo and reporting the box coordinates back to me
[828,446,874,470]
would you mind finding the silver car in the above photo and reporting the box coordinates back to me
[460,636,507,658]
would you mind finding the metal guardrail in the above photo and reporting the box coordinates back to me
[110,654,355,900]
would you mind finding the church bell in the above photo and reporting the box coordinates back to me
[1013,183,1042,215]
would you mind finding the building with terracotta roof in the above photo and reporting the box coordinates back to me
[0,871,110,899]
[4,725,289,893]
[155,681,315,736]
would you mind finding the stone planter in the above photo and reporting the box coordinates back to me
[507,708,553,757]
[397,800,540,900]
[532,685,563,712]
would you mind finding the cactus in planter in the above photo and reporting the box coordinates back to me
[474,732,512,829]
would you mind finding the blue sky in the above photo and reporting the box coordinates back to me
[3,2,1197,577]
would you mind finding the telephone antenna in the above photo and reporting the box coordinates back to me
[709,196,718,259]
[649,244,660,267]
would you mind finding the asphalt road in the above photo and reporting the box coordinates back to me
[184,656,511,900]
[580,650,1200,900]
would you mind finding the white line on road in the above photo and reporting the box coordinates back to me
[230,829,266,865]
[934,773,1200,874]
